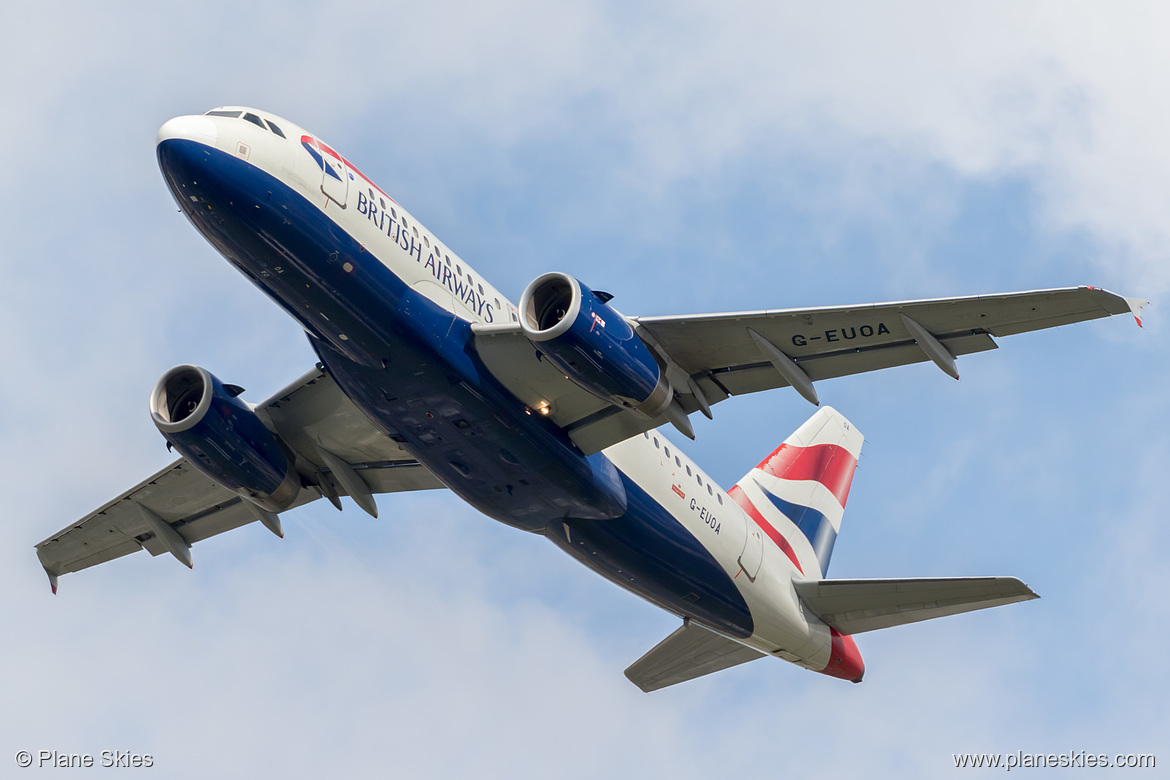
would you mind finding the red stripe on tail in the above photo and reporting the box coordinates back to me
[727,485,803,575]
[757,443,858,507]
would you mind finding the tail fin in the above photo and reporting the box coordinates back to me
[728,406,863,578]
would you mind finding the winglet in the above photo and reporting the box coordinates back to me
[1125,296,1149,328]
[45,568,59,595]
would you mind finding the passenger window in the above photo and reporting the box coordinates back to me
[653,438,660,449]
[685,466,692,476]
[243,112,265,129]
[424,236,430,247]
[697,475,703,486]
[675,456,681,467]
[478,284,484,295]
[717,494,723,505]
[707,485,713,496]
[265,120,286,138]
[391,208,398,219]
[664,446,671,458]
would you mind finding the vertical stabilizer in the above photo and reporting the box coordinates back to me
[729,407,863,577]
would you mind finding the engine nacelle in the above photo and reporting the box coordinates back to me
[149,365,300,512]
[519,273,672,417]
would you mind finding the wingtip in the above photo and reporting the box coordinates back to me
[1124,296,1148,328]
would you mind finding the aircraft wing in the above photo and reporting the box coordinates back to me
[794,576,1039,634]
[35,368,444,591]
[474,286,1146,454]
[624,618,765,692]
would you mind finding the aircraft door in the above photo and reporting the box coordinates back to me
[320,147,349,208]
[738,521,764,582]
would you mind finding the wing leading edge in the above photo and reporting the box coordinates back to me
[474,286,1145,454]
[36,369,445,591]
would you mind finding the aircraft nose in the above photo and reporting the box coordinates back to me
[156,115,217,149]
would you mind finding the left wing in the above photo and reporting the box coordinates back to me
[36,369,444,591]
[474,286,1146,454]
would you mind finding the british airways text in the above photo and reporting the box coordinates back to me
[356,190,495,322]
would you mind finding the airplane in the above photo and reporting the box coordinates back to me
[35,106,1147,691]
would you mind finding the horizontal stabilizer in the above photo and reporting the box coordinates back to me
[625,619,764,692]
[794,576,1038,635]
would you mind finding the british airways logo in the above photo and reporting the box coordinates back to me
[300,136,344,181]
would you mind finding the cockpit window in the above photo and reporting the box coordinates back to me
[265,119,286,138]
[242,112,266,129]
[205,110,242,118]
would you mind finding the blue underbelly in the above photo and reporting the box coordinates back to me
[547,476,754,639]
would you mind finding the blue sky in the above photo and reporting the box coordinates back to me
[2,2,1166,777]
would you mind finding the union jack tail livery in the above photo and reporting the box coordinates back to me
[626,406,1040,691]
[729,407,862,579]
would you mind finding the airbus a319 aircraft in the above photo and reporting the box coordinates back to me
[36,107,1146,691]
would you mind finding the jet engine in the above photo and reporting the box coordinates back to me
[519,272,672,417]
[149,365,301,512]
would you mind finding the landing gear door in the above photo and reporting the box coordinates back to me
[319,146,349,208]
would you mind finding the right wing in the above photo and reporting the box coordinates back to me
[475,286,1146,454]
[794,576,1039,635]
[35,368,445,590]
[624,618,765,692]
